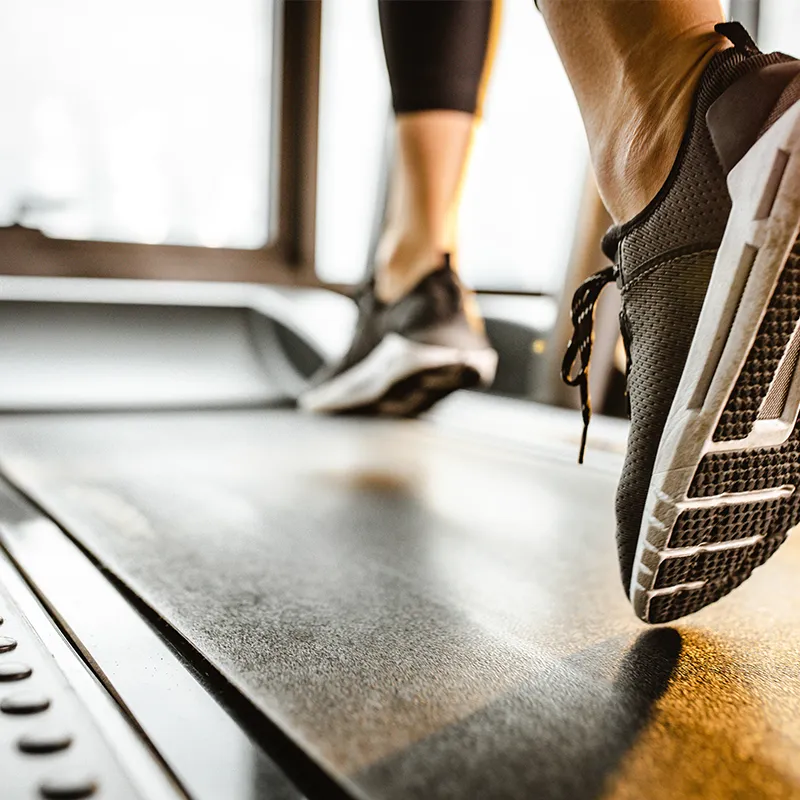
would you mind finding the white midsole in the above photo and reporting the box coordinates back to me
[630,99,800,616]
[298,333,498,413]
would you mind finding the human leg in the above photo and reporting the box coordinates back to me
[375,0,501,302]
[551,3,800,621]
[301,0,502,414]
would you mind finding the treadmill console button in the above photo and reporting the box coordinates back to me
[0,635,18,653]
[1,691,51,714]
[0,662,32,681]
[39,771,97,799]
[19,730,74,754]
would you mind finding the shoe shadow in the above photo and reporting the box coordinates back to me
[355,628,682,800]
[607,627,800,799]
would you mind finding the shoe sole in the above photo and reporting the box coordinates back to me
[298,333,498,416]
[630,99,800,623]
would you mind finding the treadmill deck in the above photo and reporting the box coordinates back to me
[1,409,799,799]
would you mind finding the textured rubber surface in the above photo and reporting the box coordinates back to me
[714,243,800,441]
[690,436,800,497]
[647,534,788,623]
[340,363,483,418]
[668,497,789,547]
[631,101,800,623]
[300,333,497,416]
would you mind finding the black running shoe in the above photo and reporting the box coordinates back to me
[563,23,800,623]
[299,255,498,415]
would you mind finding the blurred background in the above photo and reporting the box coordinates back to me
[1,0,797,280]
[0,0,797,405]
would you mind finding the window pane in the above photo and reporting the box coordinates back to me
[0,0,275,247]
[458,0,586,293]
[759,0,800,53]
[316,0,391,284]
[315,0,586,292]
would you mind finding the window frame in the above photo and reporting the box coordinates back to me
[0,0,322,289]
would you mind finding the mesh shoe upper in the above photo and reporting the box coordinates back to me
[573,29,798,593]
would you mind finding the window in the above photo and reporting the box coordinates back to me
[759,0,800,53]
[0,0,276,248]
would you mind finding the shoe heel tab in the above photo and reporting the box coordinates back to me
[715,22,760,55]
[439,252,461,289]
[707,60,800,174]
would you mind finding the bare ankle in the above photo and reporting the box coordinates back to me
[374,238,446,304]
[591,32,731,223]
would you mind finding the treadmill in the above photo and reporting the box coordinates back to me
[0,275,799,800]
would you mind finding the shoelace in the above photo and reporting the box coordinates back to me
[561,265,618,464]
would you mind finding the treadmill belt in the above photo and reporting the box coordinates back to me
[1,410,800,799]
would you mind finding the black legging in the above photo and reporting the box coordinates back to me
[378,0,501,117]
